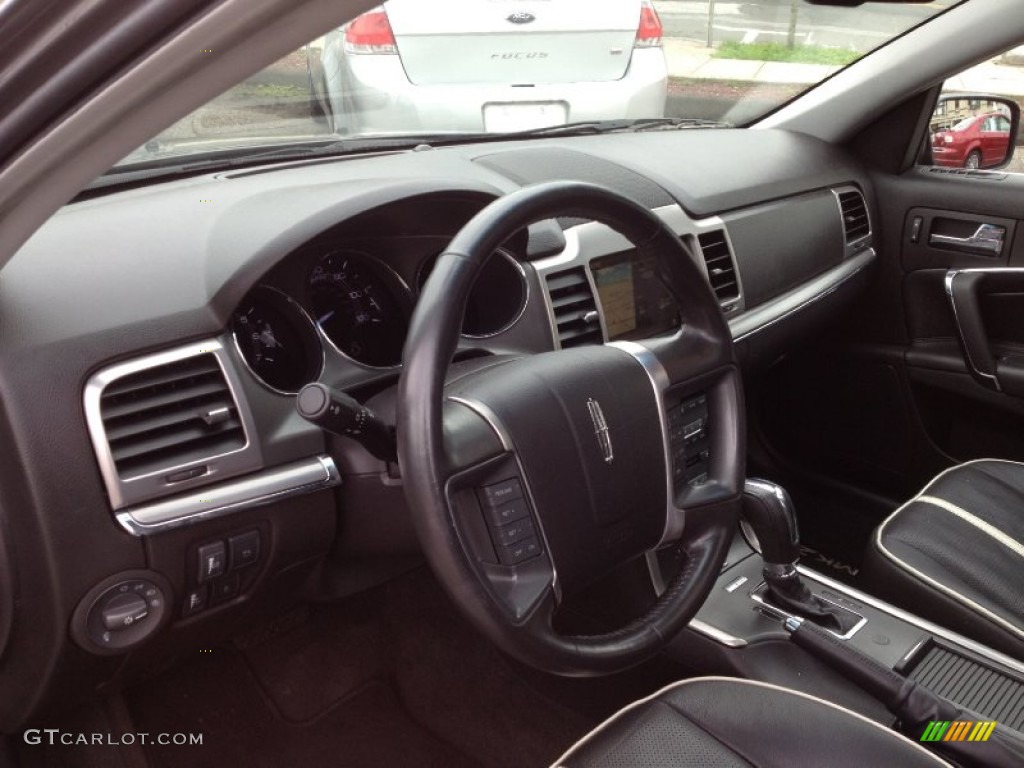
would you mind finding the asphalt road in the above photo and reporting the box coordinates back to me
[654,0,944,51]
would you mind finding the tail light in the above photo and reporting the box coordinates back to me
[344,6,398,54]
[635,0,663,48]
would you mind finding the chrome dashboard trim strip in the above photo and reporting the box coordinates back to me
[730,249,875,342]
[115,454,341,536]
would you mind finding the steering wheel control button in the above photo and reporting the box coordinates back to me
[197,540,227,583]
[498,537,542,566]
[667,393,711,489]
[183,586,209,618]
[480,478,523,507]
[101,592,149,631]
[481,497,530,527]
[493,517,535,547]
[210,573,241,605]
[229,530,260,570]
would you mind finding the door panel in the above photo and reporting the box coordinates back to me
[753,168,1024,512]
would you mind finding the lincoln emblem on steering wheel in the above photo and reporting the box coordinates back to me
[587,398,614,464]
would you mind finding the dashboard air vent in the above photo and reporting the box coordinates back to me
[546,267,603,348]
[99,353,245,480]
[696,230,740,308]
[838,190,870,243]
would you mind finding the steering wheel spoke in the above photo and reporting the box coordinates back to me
[399,181,744,674]
[444,448,559,621]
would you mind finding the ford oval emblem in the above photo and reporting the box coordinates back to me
[506,12,536,24]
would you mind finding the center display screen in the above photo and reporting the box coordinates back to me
[591,250,679,342]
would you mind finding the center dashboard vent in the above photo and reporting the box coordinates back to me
[86,340,260,510]
[837,189,870,243]
[545,267,603,348]
[696,230,740,310]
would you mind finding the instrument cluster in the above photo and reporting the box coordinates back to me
[230,245,529,394]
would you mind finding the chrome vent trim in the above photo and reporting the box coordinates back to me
[544,266,603,348]
[835,187,871,245]
[85,339,263,511]
[696,229,741,311]
[115,455,341,536]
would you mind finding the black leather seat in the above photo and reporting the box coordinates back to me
[554,676,949,767]
[862,459,1024,660]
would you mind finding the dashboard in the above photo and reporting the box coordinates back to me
[0,128,876,729]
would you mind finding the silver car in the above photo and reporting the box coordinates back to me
[307,0,668,135]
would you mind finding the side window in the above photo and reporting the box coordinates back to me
[924,45,1024,173]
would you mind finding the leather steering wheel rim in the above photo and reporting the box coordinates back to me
[398,181,744,675]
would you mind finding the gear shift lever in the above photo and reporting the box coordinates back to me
[742,479,856,633]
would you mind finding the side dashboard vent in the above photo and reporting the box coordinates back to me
[838,189,870,243]
[696,230,740,309]
[545,267,603,348]
[99,352,245,480]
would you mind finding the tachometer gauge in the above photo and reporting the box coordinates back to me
[308,251,410,368]
[232,287,323,394]
[417,248,528,338]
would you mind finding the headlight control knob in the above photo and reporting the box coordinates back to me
[100,591,150,631]
[70,570,172,655]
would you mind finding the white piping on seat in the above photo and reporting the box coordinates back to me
[873,458,1024,640]
[551,675,952,767]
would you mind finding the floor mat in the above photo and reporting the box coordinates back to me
[127,647,481,768]
[124,571,596,768]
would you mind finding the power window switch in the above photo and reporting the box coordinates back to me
[229,530,260,570]
[197,541,226,583]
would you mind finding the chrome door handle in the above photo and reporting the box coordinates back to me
[930,223,1006,256]
[945,268,1024,395]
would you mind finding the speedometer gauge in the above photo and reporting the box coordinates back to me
[308,251,410,368]
[232,287,323,394]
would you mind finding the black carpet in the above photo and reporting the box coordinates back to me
[120,570,595,768]
[128,648,481,768]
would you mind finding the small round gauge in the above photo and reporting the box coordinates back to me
[308,250,410,368]
[232,287,323,394]
[418,248,528,338]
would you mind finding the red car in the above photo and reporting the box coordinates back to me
[931,111,1012,168]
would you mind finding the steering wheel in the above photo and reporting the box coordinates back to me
[398,181,744,675]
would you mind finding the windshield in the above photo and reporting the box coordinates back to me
[114,0,962,169]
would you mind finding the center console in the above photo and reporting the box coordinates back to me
[676,534,1024,731]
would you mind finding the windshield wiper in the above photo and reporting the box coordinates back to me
[501,117,730,138]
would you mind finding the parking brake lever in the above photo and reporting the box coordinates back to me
[296,383,397,462]
[786,617,1024,768]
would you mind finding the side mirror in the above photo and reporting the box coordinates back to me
[927,94,1021,171]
